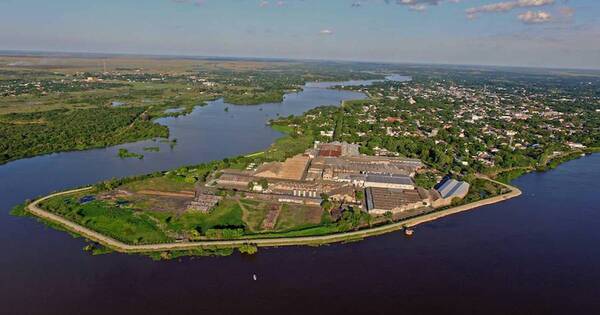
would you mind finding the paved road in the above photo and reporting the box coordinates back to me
[27,181,522,253]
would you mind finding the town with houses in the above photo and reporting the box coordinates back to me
[317,73,600,176]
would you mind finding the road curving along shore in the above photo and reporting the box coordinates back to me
[26,180,522,253]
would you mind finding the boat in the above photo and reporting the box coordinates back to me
[404,228,414,236]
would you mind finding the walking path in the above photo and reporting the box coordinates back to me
[26,180,522,253]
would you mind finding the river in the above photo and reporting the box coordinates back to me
[2,76,600,314]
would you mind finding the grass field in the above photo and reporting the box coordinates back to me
[262,133,314,161]
[239,199,271,232]
[121,176,195,193]
[275,204,323,231]
[40,196,170,244]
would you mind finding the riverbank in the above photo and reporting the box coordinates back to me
[25,178,521,254]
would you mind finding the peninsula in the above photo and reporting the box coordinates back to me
[21,138,521,259]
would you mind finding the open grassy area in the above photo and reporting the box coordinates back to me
[275,204,324,231]
[121,176,195,192]
[39,196,170,244]
[141,198,245,238]
[270,123,295,134]
[239,199,272,232]
[38,175,341,245]
[262,133,314,161]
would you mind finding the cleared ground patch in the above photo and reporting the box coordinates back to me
[121,176,195,193]
[275,204,323,231]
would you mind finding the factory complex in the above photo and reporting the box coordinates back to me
[199,142,470,217]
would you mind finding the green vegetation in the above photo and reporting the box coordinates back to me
[10,202,30,217]
[0,107,165,164]
[414,172,439,189]
[39,196,171,244]
[274,204,323,231]
[239,199,271,231]
[238,244,258,255]
[118,148,144,159]
[224,90,284,105]
[495,169,529,184]
[457,178,508,205]
[144,247,235,260]
[262,124,314,161]
[270,123,294,134]
[121,175,195,192]
[83,243,114,256]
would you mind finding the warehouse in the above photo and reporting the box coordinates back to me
[362,174,415,190]
[436,178,470,199]
[364,187,431,214]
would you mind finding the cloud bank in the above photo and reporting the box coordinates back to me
[467,0,555,19]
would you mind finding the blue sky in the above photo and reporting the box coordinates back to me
[0,0,599,69]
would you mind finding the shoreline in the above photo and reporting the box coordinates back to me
[25,178,521,253]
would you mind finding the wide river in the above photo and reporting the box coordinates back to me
[2,76,600,314]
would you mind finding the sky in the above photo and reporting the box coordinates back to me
[0,0,599,69]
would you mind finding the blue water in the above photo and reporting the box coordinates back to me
[1,75,599,314]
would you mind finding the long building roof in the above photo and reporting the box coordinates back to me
[365,174,414,186]
[365,187,429,211]
[436,178,470,199]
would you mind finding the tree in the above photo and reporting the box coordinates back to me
[355,190,364,201]
[258,179,269,190]
[384,211,393,223]
[238,244,258,255]
[321,200,333,212]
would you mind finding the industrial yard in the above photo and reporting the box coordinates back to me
[210,141,470,217]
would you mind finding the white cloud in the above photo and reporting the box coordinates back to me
[467,0,555,18]
[409,4,428,11]
[518,10,553,24]
[395,0,462,11]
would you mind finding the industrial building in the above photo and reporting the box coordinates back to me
[362,174,415,190]
[254,154,310,181]
[436,178,470,200]
[209,142,466,214]
[364,187,431,214]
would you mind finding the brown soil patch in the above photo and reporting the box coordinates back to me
[137,190,195,198]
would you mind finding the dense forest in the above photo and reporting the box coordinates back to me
[0,107,168,164]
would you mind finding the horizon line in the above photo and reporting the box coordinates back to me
[1,48,599,72]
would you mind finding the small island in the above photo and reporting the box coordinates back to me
[118,148,144,159]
